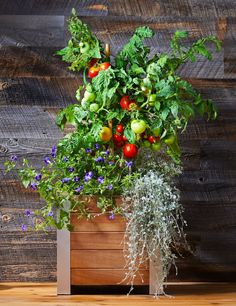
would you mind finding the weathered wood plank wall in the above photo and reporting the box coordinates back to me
[0,0,235,282]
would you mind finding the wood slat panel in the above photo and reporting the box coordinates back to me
[71,213,126,232]
[108,0,236,18]
[71,250,125,268]
[0,1,108,16]
[0,47,76,78]
[0,231,56,281]
[71,269,149,285]
[0,77,81,107]
[0,15,65,47]
[224,17,236,77]
[0,106,62,139]
[71,232,124,250]
[0,138,59,170]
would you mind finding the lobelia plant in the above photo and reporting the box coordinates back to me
[4,9,221,295]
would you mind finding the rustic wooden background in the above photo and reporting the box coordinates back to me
[0,0,236,282]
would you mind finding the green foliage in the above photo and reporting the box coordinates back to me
[4,10,221,232]
[115,26,154,69]
[56,9,102,71]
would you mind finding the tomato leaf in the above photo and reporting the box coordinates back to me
[124,129,136,144]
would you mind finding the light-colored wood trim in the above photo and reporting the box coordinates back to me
[149,250,163,295]
[57,229,71,295]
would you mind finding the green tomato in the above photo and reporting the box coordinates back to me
[152,127,162,137]
[164,135,176,145]
[79,42,90,53]
[152,142,161,151]
[142,140,151,148]
[81,99,89,109]
[89,103,99,112]
[148,94,157,102]
[83,90,96,102]
[131,120,146,134]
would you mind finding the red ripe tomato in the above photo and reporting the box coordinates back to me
[88,66,100,78]
[155,135,160,142]
[123,144,138,158]
[113,134,123,143]
[120,96,131,110]
[116,124,124,134]
[122,135,128,141]
[148,135,155,144]
[100,62,111,70]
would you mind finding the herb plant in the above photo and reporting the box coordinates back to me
[4,9,221,295]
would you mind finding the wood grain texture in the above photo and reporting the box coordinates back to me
[71,250,126,268]
[0,78,81,107]
[71,269,149,285]
[0,1,108,16]
[71,232,124,250]
[0,15,65,47]
[71,213,126,232]
[0,47,76,78]
[0,283,236,305]
[224,18,236,77]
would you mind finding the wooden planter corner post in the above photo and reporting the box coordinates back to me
[57,197,162,295]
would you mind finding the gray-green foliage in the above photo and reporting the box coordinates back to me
[122,155,186,295]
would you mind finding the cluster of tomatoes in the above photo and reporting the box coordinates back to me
[120,96,137,111]
[88,61,111,78]
[113,124,138,158]
[85,62,173,159]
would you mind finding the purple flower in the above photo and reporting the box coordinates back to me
[61,177,71,184]
[125,161,133,168]
[86,148,92,154]
[25,209,33,217]
[21,224,27,231]
[94,143,100,150]
[106,184,113,190]
[47,211,54,217]
[51,145,57,158]
[35,173,42,181]
[95,156,104,163]
[109,161,115,166]
[63,156,69,162]
[44,156,51,165]
[97,176,104,184]
[30,182,37,190]
[84,171,93,182]
[68,167,74,173]
[10,155,17,162]
[104,150,110,156]
[74,176,80,182]
[109,213,115,220]
[75,185,84,193]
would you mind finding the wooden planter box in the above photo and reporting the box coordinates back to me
[57,197,161,295]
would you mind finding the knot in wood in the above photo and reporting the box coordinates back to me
[2,214,11,222]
